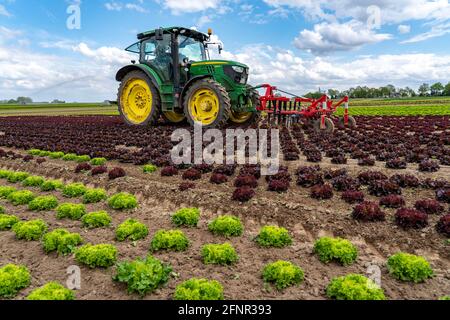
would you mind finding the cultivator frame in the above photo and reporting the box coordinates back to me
[254,84,352,131]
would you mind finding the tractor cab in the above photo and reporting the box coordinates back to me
[116,27,260,127]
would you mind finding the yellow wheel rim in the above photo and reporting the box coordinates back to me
[163,111,186,123]
[188,88,219,126]
[229,110,253,124]
[120,79,153,124]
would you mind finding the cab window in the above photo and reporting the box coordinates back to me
[178,36,205,62]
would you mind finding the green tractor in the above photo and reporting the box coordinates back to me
[116,26,260,127]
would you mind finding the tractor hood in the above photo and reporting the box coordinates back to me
[190,60,248,68]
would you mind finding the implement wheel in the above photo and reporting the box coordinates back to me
[118,71,160,126]
[313,117,335,133]
[338,116,357,129]
[183,78,230,128]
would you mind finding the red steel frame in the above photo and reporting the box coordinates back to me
[256,84,350,128]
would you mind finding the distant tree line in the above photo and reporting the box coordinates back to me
[306,82,450,99]
[0,97,66,104]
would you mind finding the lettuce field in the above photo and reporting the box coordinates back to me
[0,113,448,300]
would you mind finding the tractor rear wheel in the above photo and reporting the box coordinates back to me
[118,71,160,126]
[183,78,230,128]
[313,117,335,133]
[338,116,357,129]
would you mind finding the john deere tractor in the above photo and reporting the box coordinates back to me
[116,27,259,127]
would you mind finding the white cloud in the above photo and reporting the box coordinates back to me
[105,1,148,13]
[402,21,450,43]
[263,0,450,24]
[196,15,212,28]
[105,2,122,11]
[161,0,223,14]
[125,3,148,13]
[0,40,134,102]
[0,4,11,17]
[72,42,134,64]
[398,24,411,34]
[293,21,392,55]
[264,0,450,44]
[0,26,22,42]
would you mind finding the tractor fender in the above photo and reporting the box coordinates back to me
[180,75,212,101]
[116,64,163,91]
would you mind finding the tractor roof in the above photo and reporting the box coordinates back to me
[137,27,209,42]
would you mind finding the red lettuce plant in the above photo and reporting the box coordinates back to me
[414,199,444,214]
[108,167,126,180]
[310,184,333,200]
[161,166,178,177]
[91,165,108,176]
[234,175,258,188]
[352,202,385,221]
[232,187,255,202]
[75,163,92,173]
[268,180,289,193]
[395,208,428,229]
[436,214,450,236]
[379,195,405,208]
[341,190,365,204]
[179,182,195,191]
[210,173,228,184]
[182,168,202,181]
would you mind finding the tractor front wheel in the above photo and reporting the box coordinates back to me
[229,87,261,126]
[313,117,335,134]
[117,71,160,126]
[183,78,230,128]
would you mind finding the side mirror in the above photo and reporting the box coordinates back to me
[218,44,223,54]
[183,57,189,64]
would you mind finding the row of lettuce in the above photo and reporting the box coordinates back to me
[1,195,447,300]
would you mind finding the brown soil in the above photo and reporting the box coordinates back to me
[0,148,449,300]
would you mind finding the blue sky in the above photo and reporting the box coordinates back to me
[1,0,450,101]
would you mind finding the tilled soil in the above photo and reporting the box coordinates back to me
[0,149,449,300]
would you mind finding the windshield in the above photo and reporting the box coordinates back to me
[178,36,206,62]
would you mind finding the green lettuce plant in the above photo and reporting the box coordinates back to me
[255,225,292,248]
[81,211,112,228]
[12,219,48,240]
[75,244,117,268]
[151,229,189,251]
[172,207,200,227]
[201,243,238,265]
[387,253,433,283]
[314,237,358,266]
[174,278,224,300]
[0,264,31,298]
[116,219,148,241]
[42,229,83,255]
[27,282,74,300]
[208,215,243,237]
[56,203,86,220]
[262,260,304,290]
[326,274,386,300]
[113,255,172,296]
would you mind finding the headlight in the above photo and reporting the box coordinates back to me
[232,66,244,73]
